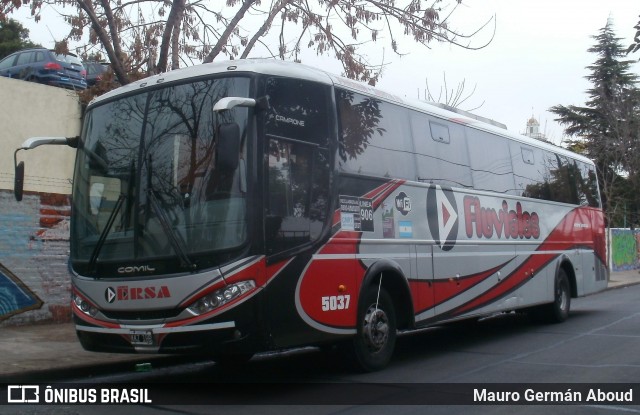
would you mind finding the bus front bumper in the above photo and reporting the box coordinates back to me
[74,318,256,355]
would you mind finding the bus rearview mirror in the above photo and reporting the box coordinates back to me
[217,123,240,172]
[14,161,24,202]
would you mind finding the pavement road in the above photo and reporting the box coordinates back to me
[2,282,639,414]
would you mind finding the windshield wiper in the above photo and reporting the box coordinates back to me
[145,155,196,271]
[88,194,126,275]
[146,188,196,271]
[87,159,136,275]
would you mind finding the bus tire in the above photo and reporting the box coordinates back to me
[542,268,571,323]
[349,286,397,372]
[76,331,99,352]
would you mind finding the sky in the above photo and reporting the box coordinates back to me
[12,0,640,146]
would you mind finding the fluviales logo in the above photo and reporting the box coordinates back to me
[464,196,540,240]
[426,185,459,251]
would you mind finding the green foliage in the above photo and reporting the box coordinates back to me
[0,18,39,60]
[550,20,640,227]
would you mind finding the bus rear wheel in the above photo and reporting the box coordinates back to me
[349,286,396,372]
[538,268,571,323]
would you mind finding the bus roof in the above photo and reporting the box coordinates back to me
[91,59,593,166]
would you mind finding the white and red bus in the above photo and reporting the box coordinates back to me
[15,60,608,371]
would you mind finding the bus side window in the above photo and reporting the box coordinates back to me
[335,89,415,180]
[511,144,549,200]
[411,112,472,188]
[577,161,601,208]
[266,139,328,255]
[264,77,331,147]
[545,152,579,205]
[466,129,516,195]
[263,78,331,256]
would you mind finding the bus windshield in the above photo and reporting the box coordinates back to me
[71,77,251,276]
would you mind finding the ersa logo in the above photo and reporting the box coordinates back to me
[105,285,171,303]
[426,185,459,251]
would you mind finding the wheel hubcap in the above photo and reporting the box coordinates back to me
[363,305,389,352]
[558,283,568,311]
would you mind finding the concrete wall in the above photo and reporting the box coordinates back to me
[0,77,80,325]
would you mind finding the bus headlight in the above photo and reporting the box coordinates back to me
[72,292,98,317]
[187,280,256,316]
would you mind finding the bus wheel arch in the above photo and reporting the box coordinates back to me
[359,261,414,331]
[560,260,578,299]
[541,261,574,323]
[346,262,414,371]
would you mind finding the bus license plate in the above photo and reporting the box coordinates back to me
[130,330,154,346]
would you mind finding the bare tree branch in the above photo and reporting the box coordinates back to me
[202,0,258,63]
[424,72,485,111]
[1,0,495,90]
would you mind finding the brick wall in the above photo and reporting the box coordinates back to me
[0,191,72,325]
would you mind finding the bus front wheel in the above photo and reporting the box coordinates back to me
[349,286,397,372]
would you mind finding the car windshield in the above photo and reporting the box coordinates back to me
[71,77,251,276]
[86,63,107,75]
[55,53,83,65]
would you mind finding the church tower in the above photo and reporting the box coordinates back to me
[523,115,546,141]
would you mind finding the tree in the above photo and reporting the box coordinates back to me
[0,0,494,86]
[550,20,640,227]
[423,72,485,111]
[627,15,640,59]
[0,18,39,59]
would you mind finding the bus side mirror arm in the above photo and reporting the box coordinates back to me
[213,97,256,112]
[13,136,79,201]
[212,96,269,112]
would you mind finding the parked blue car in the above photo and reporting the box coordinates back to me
[83,61,110,87]
[0,48,87,90]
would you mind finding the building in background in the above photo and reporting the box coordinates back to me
[523,115,547,142]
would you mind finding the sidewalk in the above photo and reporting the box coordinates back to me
[1,270,639,383]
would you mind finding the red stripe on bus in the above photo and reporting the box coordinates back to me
[451,207,598,316]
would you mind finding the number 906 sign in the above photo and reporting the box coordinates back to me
[321,295,351,311]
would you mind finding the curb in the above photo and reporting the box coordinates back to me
[0,355,205,383]
[606,280,640,290]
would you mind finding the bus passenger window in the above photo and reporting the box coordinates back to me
[545,153,579,205]
[410,112,472,188]
[335,89,415,180]
[511,144,548,201]
[264,77,330,147]
[266,139,328,255]
[466,130,516,194]
[577,162,601,207]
